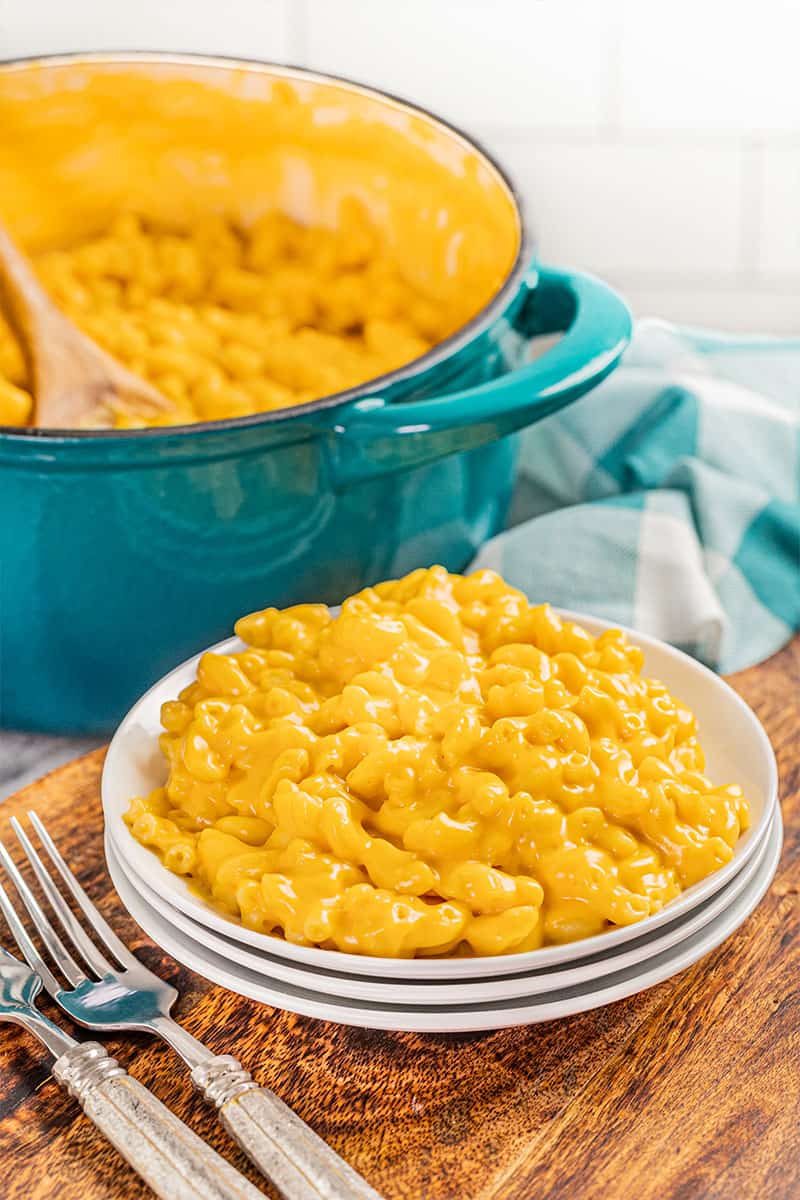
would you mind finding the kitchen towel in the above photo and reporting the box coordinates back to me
[473,318,799,673]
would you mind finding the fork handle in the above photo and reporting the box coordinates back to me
[53,1043,265,1200]
[192,1055,384,1200]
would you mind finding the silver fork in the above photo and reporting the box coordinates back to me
[0,939,264,1199]
[0,812,383,1200]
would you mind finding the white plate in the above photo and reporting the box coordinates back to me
[103,612,778,980]
[105,808,782,1032]
[107,809,774,1006]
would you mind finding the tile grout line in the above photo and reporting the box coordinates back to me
[471,127,800,149]
[598,0,624,136]
[739,136,766,283]
[285,0,308,64]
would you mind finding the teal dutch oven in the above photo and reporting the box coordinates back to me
[0,54,631,734]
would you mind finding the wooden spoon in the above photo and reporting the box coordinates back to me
[0,221,174,429]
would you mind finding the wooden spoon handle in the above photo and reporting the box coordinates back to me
[0,223,116,425]
[0,221,173,428]
[0,222,65,351]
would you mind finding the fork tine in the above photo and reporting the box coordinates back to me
[11,817,115,980]
[0,842,85,989]
[0,872,61,994]
[27,812,139,970]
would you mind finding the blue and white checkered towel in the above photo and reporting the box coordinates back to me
[472,319,800,674]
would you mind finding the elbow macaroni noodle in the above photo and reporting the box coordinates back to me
[124,567,750,958]
[0,206,448,429]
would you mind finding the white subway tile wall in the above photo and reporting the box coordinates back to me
[490,141,744,277]
[0,0,292,60]
[0,0,798,333]
[618,1,800,136]
[301,0,620,132]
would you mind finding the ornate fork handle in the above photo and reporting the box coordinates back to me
[192,1055,383,1200]
[0,814,384,1200]
[54,1042,265,1200]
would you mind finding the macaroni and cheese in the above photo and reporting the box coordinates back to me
[0,207,447,429]
[124,567,750,958]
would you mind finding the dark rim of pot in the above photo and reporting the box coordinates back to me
[0,50,533,443]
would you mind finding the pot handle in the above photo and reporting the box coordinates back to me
[329,265,631,486]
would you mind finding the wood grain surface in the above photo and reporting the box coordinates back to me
[0,637,797,1200]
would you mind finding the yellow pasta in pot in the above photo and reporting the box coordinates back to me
[124,567,751,958]
[0,208,443,429]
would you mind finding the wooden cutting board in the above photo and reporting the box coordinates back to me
[0,637,798,1200]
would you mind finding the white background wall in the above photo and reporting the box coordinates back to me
[1,0,798,333]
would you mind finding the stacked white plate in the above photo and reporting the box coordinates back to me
[102,614,781,1033]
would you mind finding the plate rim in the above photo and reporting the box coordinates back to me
[105,807,774,1006]
[104,807,783,1032]
[102,608,779,980]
